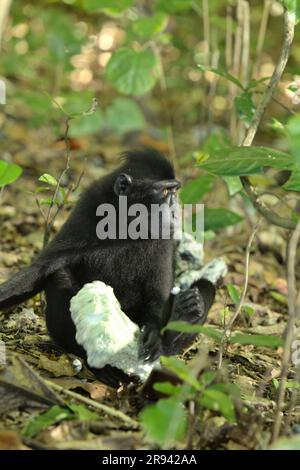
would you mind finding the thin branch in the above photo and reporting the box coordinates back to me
[151,42,177,169]
[226,5,233,70]
[230,0,243,143]
[0,0,11,50]
[240,10,296,229]
[241,1,250,89]
[217,219,261,369]
[42,117,71,247]
[243,11,295,146]
[45,379,139,429]
[272,218,300,442]
[252,0,272,77]
[202,0,210,66]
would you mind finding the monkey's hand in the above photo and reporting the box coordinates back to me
[138,323,163,363]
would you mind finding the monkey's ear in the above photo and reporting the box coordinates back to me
[114,173,132,196]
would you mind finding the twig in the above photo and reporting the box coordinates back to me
[252,0,272,77]
[151,43,177,169]
[42,117,71,247]
[226,5,233,70]
[202,0,210,67]
[240,10,296,229]
[45,379,140,429]
[271,218,300,442]
[217,219,261,370]
[0,0,11,50]
[241,1,250,89]
[230,0,243,143]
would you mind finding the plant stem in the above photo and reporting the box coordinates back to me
[240,10,296,229]
[271,218,300,442]
[45,379,139,429]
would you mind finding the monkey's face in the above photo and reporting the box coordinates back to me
[114,173,181,206]
[113,173,181,239]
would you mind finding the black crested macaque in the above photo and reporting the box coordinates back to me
[0,148,215,387]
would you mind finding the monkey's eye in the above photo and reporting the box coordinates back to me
[162,189,169,198]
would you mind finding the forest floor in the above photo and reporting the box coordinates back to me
[0,124,294,450]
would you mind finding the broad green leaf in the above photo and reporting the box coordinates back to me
[106,98,145,134]
[153,382,183,396]
[155,0,193,13]
[140,397,187,447]
[198,146,294,176]
[230,332,284,348]
[82,0,134,14]
[198,65,244,89]
[22,405,73,438]
[163,321,223,342]
[160,356,201,390]
[70,109,104,137]
[270,291,288,305]
[132,13,168,39]
[286,113,300,159]
[242,305,255,316]
[223,176,243,196]
[200,388,236,423]
[247,76,271,90]
[205,208,243,231]
[0,161,23,187]
[106,48,158,96]
[282,166,300,191]
[235,91,255,122]
[227,284,240,305]
[283,0,300,21]
[39,173,58,186]
[68,404,100,420]
[180,175,214,204]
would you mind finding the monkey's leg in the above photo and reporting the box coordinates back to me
[163,279,216,356]
[45,269,131,388]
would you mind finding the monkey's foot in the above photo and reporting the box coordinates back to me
[138,324,163,363]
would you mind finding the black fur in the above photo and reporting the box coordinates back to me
[0,148,215,386]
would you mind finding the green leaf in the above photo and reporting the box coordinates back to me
[39,173,58,186]
[70,109,104,137]
[198,65,244,89]
[140,397,187,447]
[282,165,300,191]
[106,98,146,134]
[200,388,236,423]
[0,161,23,187]
[155,0,193,13]
[22,405,73,438]
[160,356,201,390]
[153,382,183,396]
[106,48,158,96]
[82,0,134,14]
[205,208,243,231]
[227,284,241,305]
[198,146,294,176]
[180,175,214,204]
[68,404,100,420]
[132,13,168,39]
[223,176,243,196]
[230,332,284,348]
[163,321,223,342]
[235,91,255,122]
